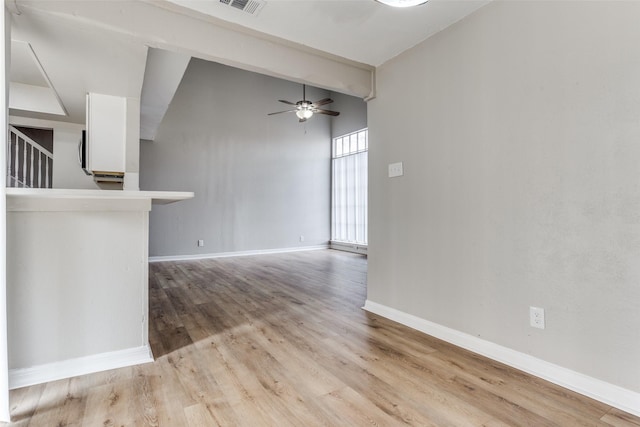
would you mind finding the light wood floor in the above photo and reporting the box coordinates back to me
[5,250,640,426]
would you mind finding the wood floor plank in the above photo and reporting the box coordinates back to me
[316,327,500,426]
[146,357,191,426]
[24,377,87,427]
[184,403,219,427]
[319,386,420,427]
[6,384,45,426]
[131,367,163,427]
[424,349,610,426]
[5,250,639,426]
[601,408,640,427]
[205,322,339,426]
[81,379,136,426]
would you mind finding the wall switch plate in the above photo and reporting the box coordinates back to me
[530,306,545,329]
[388,162,404,178]
[197,239,204,247]
[299,235,305,242]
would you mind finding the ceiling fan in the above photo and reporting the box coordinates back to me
[268,84,340,122]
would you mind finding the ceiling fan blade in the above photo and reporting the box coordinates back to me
[314,109,340,116]
[268,109,297,115]
[311,98,333,107]
[278,100,297,106]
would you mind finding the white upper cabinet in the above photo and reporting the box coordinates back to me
[86,93,126,174]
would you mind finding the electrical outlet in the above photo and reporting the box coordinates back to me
[197,239,204,247]
[530,306,545,329]
[299,235,305,242]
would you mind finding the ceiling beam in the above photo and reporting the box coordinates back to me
[16,0,375,100]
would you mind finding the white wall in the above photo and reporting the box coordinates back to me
[0,4,11,422]
[141,59,332,257]
[6,194,153,387]
[7,205,149,369]
[368,0,640,396]
[124,97,141,190]
[9,116,97,189]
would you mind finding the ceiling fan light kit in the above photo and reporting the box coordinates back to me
[376,0,429,7]
[296,109,313,120]
[268,84,340,123]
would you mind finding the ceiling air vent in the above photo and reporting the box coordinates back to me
[219,0,265,16]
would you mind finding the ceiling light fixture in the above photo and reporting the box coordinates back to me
[296,108,313,120]
[376,0,428,7]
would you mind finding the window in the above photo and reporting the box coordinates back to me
[331,128,368,245]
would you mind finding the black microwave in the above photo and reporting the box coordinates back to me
[78,130,91,176]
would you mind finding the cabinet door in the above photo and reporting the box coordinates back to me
[87,93,126,173]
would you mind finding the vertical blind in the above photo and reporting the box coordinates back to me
[331,129,368,245]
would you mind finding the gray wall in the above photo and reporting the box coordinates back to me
[141,59,333,257]
[368,1,640,393]
[330,91,367,138]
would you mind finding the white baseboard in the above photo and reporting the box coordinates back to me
[149,244,329,263]
[363,300,640,417]
[9,345,154,390]
[330,241,368,255]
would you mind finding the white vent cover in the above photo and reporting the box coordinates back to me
[219,0,265,16]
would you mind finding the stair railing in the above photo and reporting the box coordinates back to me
[7,125,53,188]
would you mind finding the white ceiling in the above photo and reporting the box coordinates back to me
[10,6,148,123]
[166,0,490,67]
[10,41,46,86]
[9,40,66,116]
[9,0,490,125]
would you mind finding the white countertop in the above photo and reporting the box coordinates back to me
[6,188,194,204]
[6,188,194,211]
